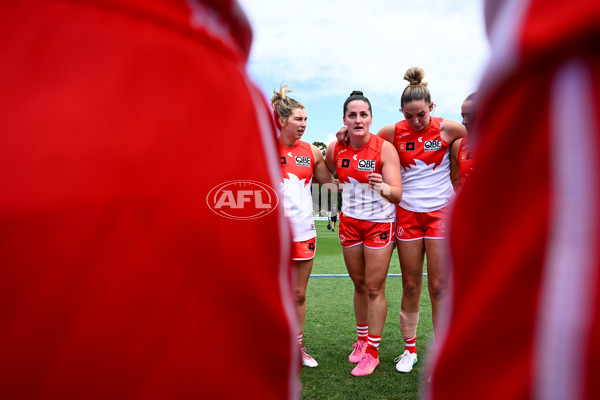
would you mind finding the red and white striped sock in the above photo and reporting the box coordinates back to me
[356,324,368,342]
[404,335,417,354]
[366,334,382,358]
[297,332,303,347]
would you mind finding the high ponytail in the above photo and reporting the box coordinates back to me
[400,67,432,109]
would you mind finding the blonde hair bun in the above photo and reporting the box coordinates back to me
[403,67,428,87]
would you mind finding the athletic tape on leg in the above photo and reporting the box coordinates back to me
[400,310,419,340]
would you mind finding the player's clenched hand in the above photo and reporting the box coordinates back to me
[368,172,389,195]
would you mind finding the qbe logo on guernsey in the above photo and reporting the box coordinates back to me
[358,159,376,171]
[424,140,442,151]
[207,180,279,220]
[295,156,311,167]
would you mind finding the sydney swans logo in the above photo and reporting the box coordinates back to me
[207,180,279,220]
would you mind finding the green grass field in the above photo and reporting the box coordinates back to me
[300,220,434,400]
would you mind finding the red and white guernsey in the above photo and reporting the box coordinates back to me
[334,134,395,222]
[393,116,453,212]
[278,140,316,241]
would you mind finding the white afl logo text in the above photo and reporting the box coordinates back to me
[397,226,405,237]
[207,180,279,220]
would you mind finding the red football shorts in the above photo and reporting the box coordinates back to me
[339,213,395,249]
[395,206,449,241]
[291,237,316,260]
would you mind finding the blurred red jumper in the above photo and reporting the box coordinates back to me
[0,1,298,399]
[428,0,600,399]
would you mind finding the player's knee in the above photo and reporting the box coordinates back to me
[366,285,384,300]
[428,280,445,300]
[402,281,421,297]
[296,289,307,305]
[353,281,367,294]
